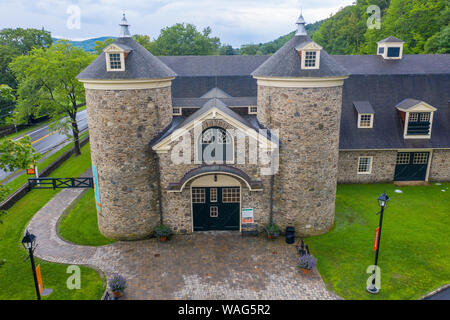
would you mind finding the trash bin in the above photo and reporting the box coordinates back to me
[285,226,295,244]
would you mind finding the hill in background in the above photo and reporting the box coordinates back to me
[52,36,116,52]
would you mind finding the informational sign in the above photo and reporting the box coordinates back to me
[36,264,43,294]
[26,168,35,175]
[242,208,254,224]
[373,227,380,251]
[92,164,102,216]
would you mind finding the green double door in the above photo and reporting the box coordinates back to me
[192,187,240,231]
[394,152,430,181]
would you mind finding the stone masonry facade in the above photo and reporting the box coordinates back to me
[86,86,172,240]
[257,85,343,236]
[428,149,450,182]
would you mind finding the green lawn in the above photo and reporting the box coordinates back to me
[0,143,106,300]
[59,189,115,246]
[307,183,450,300]
[1,131,89,198]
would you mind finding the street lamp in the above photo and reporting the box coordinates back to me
[22,230,41,300]
[367,192,390,294]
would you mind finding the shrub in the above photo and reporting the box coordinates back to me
[154,224,172,237]
[264,223,280,236]
[108,274,127,292]
[298,254,317,270]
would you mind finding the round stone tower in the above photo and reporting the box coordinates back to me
[77,15,177,240]
[252,13,348,236]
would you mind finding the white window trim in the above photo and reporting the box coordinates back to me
[301,50,321,70]
[357,113,374,128]
[194,127,235,165]
[248,106,258,115]
[357,156,373,175]
[172,107,182,115]
[377,43,404,60]
[106,52,125,72]
[403,111,434,139]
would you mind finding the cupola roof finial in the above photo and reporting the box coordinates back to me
[295,10,307,36]
[119,13,131,38]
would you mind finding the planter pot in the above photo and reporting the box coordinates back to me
[267,234,273,240]
[159,236,168,242]
[112,290,122,298]
[301,268,312,275]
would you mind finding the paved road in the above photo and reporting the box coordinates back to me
[424,287,450,300]
[0,109,88,182]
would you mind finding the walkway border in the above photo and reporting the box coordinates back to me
[420,283,450,300]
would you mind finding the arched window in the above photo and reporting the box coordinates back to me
[197,127,233,164]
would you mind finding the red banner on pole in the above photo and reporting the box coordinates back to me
[36,264,44,294]
[373,227,380,251]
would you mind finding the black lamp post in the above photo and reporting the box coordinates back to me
[22,230,41,300]
[367,192,390,294]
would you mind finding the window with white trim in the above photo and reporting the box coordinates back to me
[357,157,372,174]
[358,114,373,128]
[396,153,410,164]
[304,51,317,67]
[109,53,122,69]
[210,188,217,202]
[192,188,205,203]
[210,206,218,218]
[172,107,182,115]
[413,153,428,164]
[222,187,240,203]
[248,106,258,114]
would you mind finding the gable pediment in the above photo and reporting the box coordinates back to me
[295,41,323,51]
[152,106,277,153]
[104,43,131,53]
[396,99,437,112]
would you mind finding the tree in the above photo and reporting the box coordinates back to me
[93,38,115,55]
[10,41,95,155]
[149,23,220,56]
[0,137,40,221]
[425,24,450,53]
[0,28,53,55]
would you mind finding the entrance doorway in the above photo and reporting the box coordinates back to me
[394,152,430,181]
[192,187,240,231]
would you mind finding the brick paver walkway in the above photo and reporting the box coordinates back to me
[27,184,339,300]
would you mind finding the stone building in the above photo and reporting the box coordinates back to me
[77,14,450,240]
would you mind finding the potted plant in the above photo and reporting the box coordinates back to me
[108,274,127,298]
[154,224,172,242]
[264,223,280,239]
[298,254,317,275]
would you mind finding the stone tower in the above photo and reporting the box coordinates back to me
[252,13,348,236]
[77,15,177,240]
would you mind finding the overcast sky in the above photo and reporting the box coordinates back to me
[0,0,355,46]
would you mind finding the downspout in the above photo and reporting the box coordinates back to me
[268,95,275,225]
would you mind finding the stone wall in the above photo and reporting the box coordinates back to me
[85,86,172,240]
[257,84,343,236]
[429,149,450,182]
[337,150,397,183]
[157,118,273,234]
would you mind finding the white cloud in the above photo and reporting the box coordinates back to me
[0,0,355,46]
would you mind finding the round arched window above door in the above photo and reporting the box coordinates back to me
[198,127,233,164]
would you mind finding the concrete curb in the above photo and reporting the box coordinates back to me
[420,283,450,300]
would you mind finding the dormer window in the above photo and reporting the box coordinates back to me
[377,36,404,60]
[109,53,122,70]
[353,101,375,129]
[296,41,322,70]
[104,43,132,72]
[395,99,437,139]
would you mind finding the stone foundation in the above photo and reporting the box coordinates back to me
[429,149,450,182]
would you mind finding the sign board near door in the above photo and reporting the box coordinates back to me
[242,208,254,224]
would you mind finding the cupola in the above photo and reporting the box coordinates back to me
[377,36,404,60]
[103,14,132,72]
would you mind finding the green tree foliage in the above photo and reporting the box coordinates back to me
[149,23,220,56]
[425,24,450,53]
[10,41,95,155]
[93,37,115,55]
[0,136,40,214]
[0,28,53,55]
[219,44,239,55]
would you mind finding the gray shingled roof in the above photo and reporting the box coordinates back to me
[251,35,348,78]
[340,74,449,150]
[173,96,256,107]
[200,87,232,99]
[353,101,375,114]
[378,36,404,43]
[77,37,176,80]
[395,98,424,110]
[333,54,450,75]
